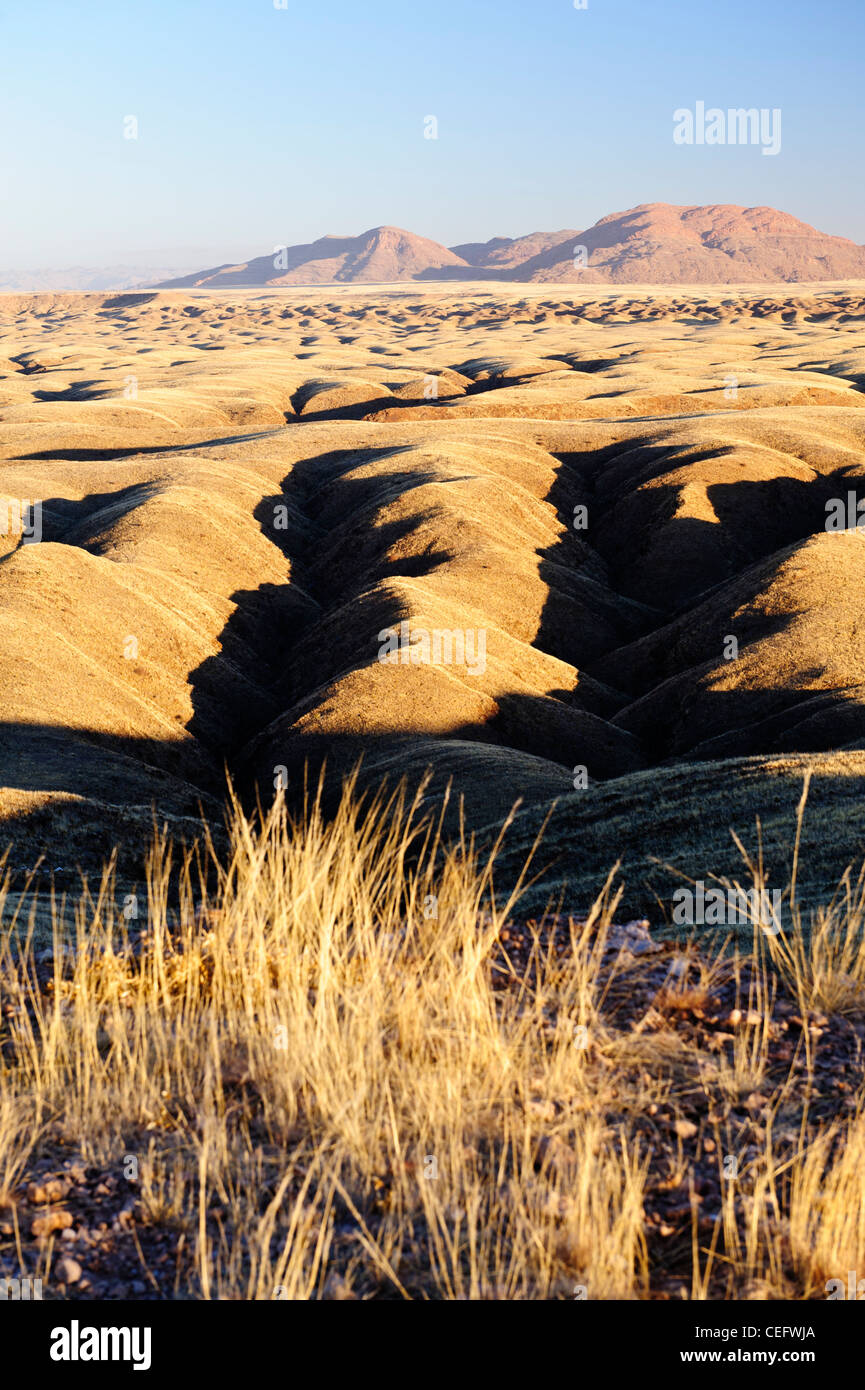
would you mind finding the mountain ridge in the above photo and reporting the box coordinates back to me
[154,204,865,289]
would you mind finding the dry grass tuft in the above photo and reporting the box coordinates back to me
[1,773,864,1300]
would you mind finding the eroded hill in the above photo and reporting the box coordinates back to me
[2,281,865,918]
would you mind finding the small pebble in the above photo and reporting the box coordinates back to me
[32,1209,73,1238]
[55,1257,82,1285]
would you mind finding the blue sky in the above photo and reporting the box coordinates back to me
[1,0,862,266]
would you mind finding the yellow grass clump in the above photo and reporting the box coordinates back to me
[0,775,648,1300]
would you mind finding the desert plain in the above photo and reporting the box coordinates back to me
[2,281,865,912]
[2,281,865,1300]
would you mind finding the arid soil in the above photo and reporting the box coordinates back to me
[2,281,865,923]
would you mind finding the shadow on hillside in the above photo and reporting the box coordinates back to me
[11,426,288,463]
[193,438,859,810]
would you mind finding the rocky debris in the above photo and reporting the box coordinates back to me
[604,919,663,957]
[27,1175,72,1204]
[488,910,865,1300]
[0,1155,171,1300]
[31,1209,73,1238]
[55,1257,82,1285]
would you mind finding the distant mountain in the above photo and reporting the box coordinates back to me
[513,204,865,283]
[449,230,580,270]
[0,265,197,293]
[145,205,865,289]
[156,227,469,288]
[7,208,865,293]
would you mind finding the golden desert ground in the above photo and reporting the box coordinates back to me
[2,281,865,1300]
